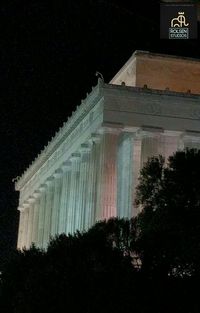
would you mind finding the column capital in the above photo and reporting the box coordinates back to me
[33,190,41,199]
[45,176,54,186]
[120,128,140,140]
[39,183,47,192]
[79,143,91,153]
[53,168,63,178]
[98,124,122,135]
[23,200,30,209]
[89,133,101,144]
[122,126,140,134]
[163,130,183,137]
[27,196,36,204]
[61,160,71,172]
[181,130,200,142]
[18,206,25,212]
[70,152,81,161]
[138,126,164,138]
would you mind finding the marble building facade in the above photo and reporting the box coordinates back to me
[15,51,200,249]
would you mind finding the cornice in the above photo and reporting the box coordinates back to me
[103,84,200,126]
[15,79,103,190]
[104,83,200,99]
[15,81,200,191]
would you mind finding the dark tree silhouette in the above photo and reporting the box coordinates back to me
[135,149,200,278]
[0,219,138,313]
[2,150,200,313]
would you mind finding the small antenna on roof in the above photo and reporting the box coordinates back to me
[95,71,104,82]
[12,176,20,182]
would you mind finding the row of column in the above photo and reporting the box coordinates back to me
[17,128,200,250]
[116,129,200,218]
[16,128,132,249]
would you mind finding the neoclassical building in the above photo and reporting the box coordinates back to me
[15,50,200,249]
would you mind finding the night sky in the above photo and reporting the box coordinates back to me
[1,0,200,259]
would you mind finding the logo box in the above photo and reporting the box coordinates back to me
[160,3,197,39]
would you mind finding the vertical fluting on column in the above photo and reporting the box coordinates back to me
[140,130,181,167]
[96,127,119,221]
[58,161,71,234]
[43,177,55,248]
[66,153,81,234]
[32,191,40,246]
[26,197,36,249]
[159,131,181,161]
[76,144,91,232]
[22,204,29,249]
[96,131,104,220]
[132,134,142,216]
[131,130,162,216]
[178,133,185,151]
[182,132,200,150]
[51,169,63,238]
[84,134,101,230]
[17,208,25,250]
[38,184,47,248]
[117,131,134,218]
[140,131,161,167]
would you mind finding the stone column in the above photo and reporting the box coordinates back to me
[182,131,200,150]
[66,153,81,234]
[140,129,182,165]
[51,169,63,238]
[43,177,55,248]
[32,191,40,246]
[132,133,143,215]
[22,203,30,249]
[117,130,136,218]
[19,200,31,249]
[17,207,25,250]
[140,128,163,166]
[96,127,119,221]
[26,197,36,249]
[134,128,164,215]
[38,184,47,248]
[76,144,91,231]
[58,161,71,234]
[116,128,142,218]
[159,131,181,160]
[84,134,101,230]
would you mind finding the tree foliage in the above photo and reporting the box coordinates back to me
[0,218,137,313]
[135,149,200,278]
[2,149,200,312]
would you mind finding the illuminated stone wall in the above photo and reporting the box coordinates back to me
[111,50,200,94]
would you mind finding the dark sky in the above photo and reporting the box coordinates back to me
[0,0,200,258]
